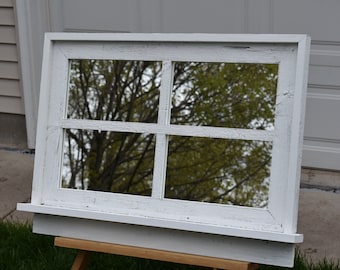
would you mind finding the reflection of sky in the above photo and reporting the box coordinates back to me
[61,129,91,189]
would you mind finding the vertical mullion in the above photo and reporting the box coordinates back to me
[152,61,173,199]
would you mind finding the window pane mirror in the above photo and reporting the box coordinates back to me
[165,136,272,207]
[62,129,155,195]
[171,62,278,130]
[67,59,161,122]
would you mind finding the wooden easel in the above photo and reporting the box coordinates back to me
[54,237,259,270]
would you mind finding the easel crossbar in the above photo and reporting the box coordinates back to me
[54,237,258,270]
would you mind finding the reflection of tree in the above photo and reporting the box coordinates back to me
[166,137,272,207]
[64,60,160,194]
[64,129,155,195]
[171,62,277,129]
[167,62,277,207]
[67,60,160,122]
[63,59,278,207]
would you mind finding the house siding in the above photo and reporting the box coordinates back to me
[0,0,23,115]
[0,0,26,148]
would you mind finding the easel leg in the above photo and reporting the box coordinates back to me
[71,250,91,270]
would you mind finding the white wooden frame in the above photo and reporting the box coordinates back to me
[18,33,310,267]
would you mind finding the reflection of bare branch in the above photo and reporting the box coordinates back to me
[79,60,94,119]
[210,158,271,204]
[66,130,76,188]
[80,129,86,189]
[124,134,154,193]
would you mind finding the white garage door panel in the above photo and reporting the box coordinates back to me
[272,0,340,42]
[308,65,340,88]
[310,50,340,68]
[160,0,247,33]
[304,95,340,141]
[269,0,340,170]
[62,0,135,32]
[303,141,340,171]
[303,45,340,169]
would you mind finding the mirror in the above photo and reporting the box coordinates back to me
[63,60,278,206]
[165,136,272,207]
[171,62,278,129]
[67,59,162,122]
[62,129,155,196]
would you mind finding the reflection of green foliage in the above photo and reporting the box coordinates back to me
[166,137,272,207]
[172,62,277,129]
[63,60,278,207]
[167,62,278,207]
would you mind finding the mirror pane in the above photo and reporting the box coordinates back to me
[67,60,161,123]
[62,129,155,196]
[171,62,278,129]
[165,136,272,208]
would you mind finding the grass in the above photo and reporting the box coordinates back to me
[0,221,339,270]
[260,252,340,270]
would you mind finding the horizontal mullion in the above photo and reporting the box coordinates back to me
[59,119,274,141]
[167,124,274,141]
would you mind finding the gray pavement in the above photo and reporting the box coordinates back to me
[0,149,34,223]
[0,148,339,263]
[298,189,340,262]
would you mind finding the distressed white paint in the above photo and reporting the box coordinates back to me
[29,33,54,205]
[152,60,173,199]
[32,214,296,267]
[17,33,310,267]
[283,37,311,233]
[60,120,275,141]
